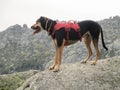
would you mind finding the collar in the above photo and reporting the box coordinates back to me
[45,19,49,30]
[47,21,53,35]
[44,18,53,35]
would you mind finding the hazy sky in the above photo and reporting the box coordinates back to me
[0,0,120,31]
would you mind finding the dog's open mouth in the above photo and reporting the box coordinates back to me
[32,26,41,35]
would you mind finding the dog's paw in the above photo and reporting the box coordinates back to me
[53,66,60,72]
[81,61,87,64]
[91,62,96,65]
[49,66,55,70]
[53,68,59,72]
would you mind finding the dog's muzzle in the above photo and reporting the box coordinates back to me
[31,25,41,35]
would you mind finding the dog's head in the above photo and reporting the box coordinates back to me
[31,16,48,35]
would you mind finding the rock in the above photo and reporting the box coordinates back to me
[17,56,120,90]
[23,24,28,29]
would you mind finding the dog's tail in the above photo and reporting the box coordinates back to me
[100,28,108,50]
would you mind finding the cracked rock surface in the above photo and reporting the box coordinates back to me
[17,56,120,90]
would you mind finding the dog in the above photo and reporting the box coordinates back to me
[31,16,108,72]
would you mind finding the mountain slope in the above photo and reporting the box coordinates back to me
[0,16,120,74]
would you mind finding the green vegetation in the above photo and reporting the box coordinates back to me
[0,70,38,90]
[0,75,23,90]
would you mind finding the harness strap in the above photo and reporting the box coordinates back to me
[52,21,82,46]
[77,29,82,41]
[65,28,70,46]
[47,22,53,35]
[52,30,55,37]
[45,19,49,30]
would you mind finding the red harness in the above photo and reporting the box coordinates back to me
[53,21,82,46]
[54,21,80,32]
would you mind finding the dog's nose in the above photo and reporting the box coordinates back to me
[31,26,33,29]
[31,26,34,29]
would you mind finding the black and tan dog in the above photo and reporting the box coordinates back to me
[31,16,108,72]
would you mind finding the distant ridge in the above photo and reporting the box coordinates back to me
[0,16,120,74]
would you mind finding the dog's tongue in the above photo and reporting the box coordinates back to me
[32,30,40,35]
[33,31,36,35]
[32,31,36,35]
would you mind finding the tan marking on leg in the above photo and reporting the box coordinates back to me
[49,39,58,70]
[81,34,92,63]
[53,39,65,72]
[91,40,100,65]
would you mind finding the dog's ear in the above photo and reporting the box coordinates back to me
[36,17,43,23]
[53,20,56,24]
[40,16,44,19]
[37,16,46,29]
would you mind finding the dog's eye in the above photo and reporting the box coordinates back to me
[36,22,39,24]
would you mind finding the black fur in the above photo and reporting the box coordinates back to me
[34,16,108,50]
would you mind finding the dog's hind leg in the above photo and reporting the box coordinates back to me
[91,39,100,65]
[81,34,93,63]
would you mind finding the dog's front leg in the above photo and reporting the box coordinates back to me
[49,54,58,70]
[49,47,58,70]
[53,46,63,72]
[49,39,58,70]
[52,39,65,72]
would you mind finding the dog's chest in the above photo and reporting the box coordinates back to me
[64,40,78,46]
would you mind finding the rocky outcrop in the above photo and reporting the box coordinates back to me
[17,56,120,90]
[0,25,54,74]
